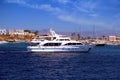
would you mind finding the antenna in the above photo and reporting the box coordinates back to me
[79,25,82,39]
[93,25,95,39]
[49,28,59,37]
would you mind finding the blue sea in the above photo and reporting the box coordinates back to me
[0,43,120,80]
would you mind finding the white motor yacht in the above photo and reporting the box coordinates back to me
[27,29,91,53]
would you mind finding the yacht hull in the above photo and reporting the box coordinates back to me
[27,46,91,53]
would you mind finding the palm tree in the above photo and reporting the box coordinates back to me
[77,33,80,40]
[87,36,91,39]
[34,30,39,35]
[71,32,75,37]
[24,30,31,33]
[102,35,105,40]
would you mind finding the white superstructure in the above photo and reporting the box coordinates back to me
[27,29,91,53]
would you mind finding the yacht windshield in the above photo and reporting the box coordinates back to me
[56,39,70,41]
[29,43,39,46]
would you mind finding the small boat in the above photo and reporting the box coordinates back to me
[95,42,106,46]
[27,29,92,53]
[0,41,8,44]
[106,42,118,46]
[14,39,25,43]
[91,41,106,46]
[8,39,15,43]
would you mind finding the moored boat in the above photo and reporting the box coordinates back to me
[95,43,106,46]
[0,41,8,44]
[91,41,106,46]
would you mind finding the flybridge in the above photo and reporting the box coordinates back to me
[49,28,71,40]
[49,28,59,37]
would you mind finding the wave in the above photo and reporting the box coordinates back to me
[0,51,30,53]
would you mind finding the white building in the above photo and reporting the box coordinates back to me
[14,29,24,35]
[0,29,7,35]
[9,29,25,36]
[109,36,120,42]
[109,36,116,41]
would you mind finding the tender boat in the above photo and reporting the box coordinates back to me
[95,42,106,46]
[91,41,106,46]
[106,42,118,46]
[27,29,91,53]
[0,41,8,44]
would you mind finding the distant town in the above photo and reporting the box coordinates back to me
[0,28,38,42]
[0,28,120,44]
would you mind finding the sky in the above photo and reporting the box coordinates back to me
[0,0,120,32]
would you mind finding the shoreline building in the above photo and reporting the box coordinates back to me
[0,28,7,35]
[9,29,35,36]
[109,36,120,41]
[9,29,24,36]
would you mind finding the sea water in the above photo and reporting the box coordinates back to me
[0,43,120,80]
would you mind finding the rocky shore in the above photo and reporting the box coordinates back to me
[0,35,36,42]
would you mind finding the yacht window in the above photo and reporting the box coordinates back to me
[65,39,70,41]
[56,39,59,41]
[77,43,82,45]
[65,43,82,45]
[30,43,39,46]
[41,39,44,41]
[53,37,56,39]
[43,43,61,46]
[60,39,63,41]
[58,39,70,41]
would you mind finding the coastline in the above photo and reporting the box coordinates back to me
[1,34,120,45]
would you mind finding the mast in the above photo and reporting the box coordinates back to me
[93,25,95,39]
